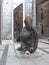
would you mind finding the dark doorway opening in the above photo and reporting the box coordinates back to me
[41,24,44,34]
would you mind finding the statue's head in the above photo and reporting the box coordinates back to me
[24,16,32,30]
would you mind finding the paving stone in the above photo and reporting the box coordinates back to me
[42,54,49,63]
[21,60,35,65]
[0,51,3,60]
[0,42,49,65]
[38,42,49,48]
[8,45,15,56]
[33,58,49,65]
[6,56,21,65]
[0,45,5,51]
[0,45,8,65]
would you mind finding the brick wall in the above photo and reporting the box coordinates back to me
[36,1,49,35]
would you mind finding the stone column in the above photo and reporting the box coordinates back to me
[24,0,36,28]
[25,0,32,18]
[1,0,13,40]
[32,0,36,28]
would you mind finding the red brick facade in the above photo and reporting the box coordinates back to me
[36,0,49,35]
[37,1,49,27]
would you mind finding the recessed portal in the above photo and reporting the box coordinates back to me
[13,0,23,42]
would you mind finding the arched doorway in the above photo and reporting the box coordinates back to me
[14,3,23,42]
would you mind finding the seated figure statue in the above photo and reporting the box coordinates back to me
[17,16,38,54]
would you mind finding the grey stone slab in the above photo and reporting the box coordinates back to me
[38,42,49,48]
[0,51,3,60]
[39,39,49,44]
[0,45,9,65]
[19,53,49,65]
[37,48,47,55]
[21,60,35,65]
[6,56,21,65]
[33,58,49,65]
[38,47,49,54]
[42,54,49,63]
[6,45,21,65]
[8,45,15,56]
[44,49,49,52]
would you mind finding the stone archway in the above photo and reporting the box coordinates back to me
[14,3,23,42]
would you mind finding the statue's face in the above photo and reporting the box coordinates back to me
[25,17,32,30]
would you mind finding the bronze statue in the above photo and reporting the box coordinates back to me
[17,16,38,54]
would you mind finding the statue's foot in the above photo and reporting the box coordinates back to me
[16,47,23,51]
[16,47,34,55]
[16,47,27,54]
[17,48,30,55]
